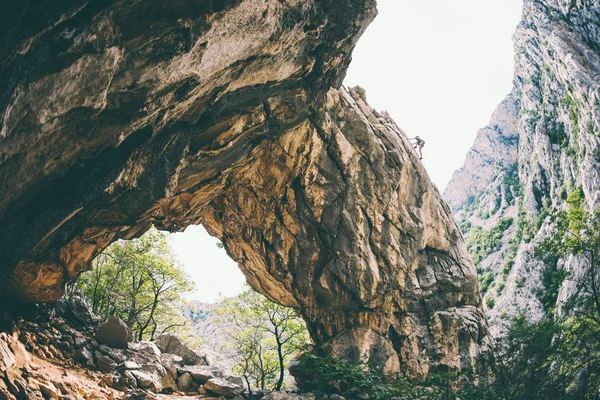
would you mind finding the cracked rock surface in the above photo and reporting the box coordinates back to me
[0,0,487,375]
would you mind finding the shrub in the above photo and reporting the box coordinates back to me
[466,218,514,266]
[296,314,600,400]
[296,353,457,400]
[497,281,505,293]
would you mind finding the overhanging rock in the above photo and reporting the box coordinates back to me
[0,0,488,375]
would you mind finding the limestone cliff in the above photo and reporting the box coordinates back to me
[0,0,488,375]
[445,0,600,332]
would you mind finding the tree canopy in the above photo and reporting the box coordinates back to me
[74,228,195,341]
[214,287,309,393]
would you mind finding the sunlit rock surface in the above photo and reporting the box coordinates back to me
[445,0,600,334]
[0,0,488,374]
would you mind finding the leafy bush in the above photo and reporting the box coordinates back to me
[466,217,514,266]
[478,314,600,400]
[496,281,505,293]
[296,311,600,399]
[479,271,495,294]
[548,120,567,145]
[296,353,458,400]
[502,163,520,206]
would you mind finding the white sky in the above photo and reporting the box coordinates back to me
[170,0,524,303]
[168,225,246,303]
[344,0,523,189]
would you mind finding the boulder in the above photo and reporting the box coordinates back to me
[117,361,141,371]
[135,364,177,393]
[177,372,193,392]
[74,347,96,369]
[177,365,217,384]
[130,370,154,389]
[200,348,221,366]
[160,353,182,380]
[73,333,87,349]
[120,370,138,389]
[204,377,245,397]
[128,342,161,362]
[61,293,98,326]
[96,316,133,349]
[104,347,128,364]
[38,380,60,399]
[98,344,113,354]
[7,339,29,365]
[95,351,118,373]
[154,335,204,365]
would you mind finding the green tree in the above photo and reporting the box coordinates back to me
[74,228,194,340]
[453,189,600,399]
[488,315,571,399]
[215,287,309,393]
[538,188,600,322]
[532,189,600,398]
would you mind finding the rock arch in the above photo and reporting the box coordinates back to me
[0,0,487,375]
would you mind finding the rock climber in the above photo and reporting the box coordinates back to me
[410,136,425,159]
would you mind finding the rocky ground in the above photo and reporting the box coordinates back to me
[0,296,317,400]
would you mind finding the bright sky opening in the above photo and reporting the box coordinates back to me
[170,0,524,303]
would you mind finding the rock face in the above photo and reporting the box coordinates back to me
[444,93,520,212]
[445,0,600,333]
[0,0,487,375]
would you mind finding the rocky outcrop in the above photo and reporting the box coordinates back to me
[445,0,600,332]
[0,303,250,398]
[0,319,122,399]
[0,0,487,375]
[0,0,378,301]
